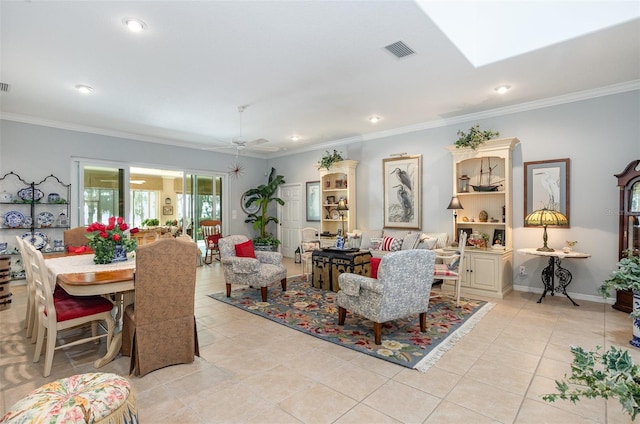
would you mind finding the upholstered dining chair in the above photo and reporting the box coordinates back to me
[121,237,199,377]
[336,249,436,345]
[27,243,115,377]
[201,220,222,264]
[432,230,468,307]
[218,235,287,302]
[299,227,320,278]
[63,226,89,248]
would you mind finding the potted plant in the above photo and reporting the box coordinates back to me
[542,345,640,420]
[599,252,640,346]
[244,167,286,250]
[317,149,344,170]
[599,252,640,317]
[454,124,500,150]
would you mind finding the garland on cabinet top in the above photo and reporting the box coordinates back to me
[317,150,344,170]
[454,124,500,150]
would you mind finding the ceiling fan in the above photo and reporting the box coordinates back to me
[208,105,279,153]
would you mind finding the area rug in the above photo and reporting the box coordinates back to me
[208,276,494,371]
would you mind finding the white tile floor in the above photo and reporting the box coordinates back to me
[1,257,637,423]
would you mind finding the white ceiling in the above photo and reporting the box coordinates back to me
[1,1,639,158]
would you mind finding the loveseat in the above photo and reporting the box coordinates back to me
[357,229,448,258]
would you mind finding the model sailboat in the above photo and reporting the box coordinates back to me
[471,158,503,192]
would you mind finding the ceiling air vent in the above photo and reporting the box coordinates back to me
[0,82,9,92]
[384,41,416,59]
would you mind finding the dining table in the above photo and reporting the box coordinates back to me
[45,253,135,368]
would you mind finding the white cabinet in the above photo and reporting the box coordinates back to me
[319,160,358,237]
[446,137,519,299]
[459,250,513,298]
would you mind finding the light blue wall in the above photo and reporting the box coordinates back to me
[1,90,639,300]
[269,90,640,301]
[0,120,270,237]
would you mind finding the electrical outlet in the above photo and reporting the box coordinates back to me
[519,266,526,276]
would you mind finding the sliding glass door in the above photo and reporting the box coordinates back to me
[75,161,226,239]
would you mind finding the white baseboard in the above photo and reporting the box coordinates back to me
[512,284,615,305]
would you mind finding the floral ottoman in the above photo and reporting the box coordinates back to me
[1,372,137,424]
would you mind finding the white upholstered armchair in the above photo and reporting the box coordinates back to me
[218,235,287,302]
[337,249,436,345]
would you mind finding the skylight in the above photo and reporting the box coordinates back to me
[415,0,640,67]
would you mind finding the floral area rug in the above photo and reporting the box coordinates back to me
[208,276,494,371]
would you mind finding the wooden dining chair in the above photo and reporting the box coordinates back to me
[201,220,221,264]
[432,230,468,307]
[26,243,115,377]
[15,236,37,341]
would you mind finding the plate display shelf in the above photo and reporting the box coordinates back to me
[0,172,71,281]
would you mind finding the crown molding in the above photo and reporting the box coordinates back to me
[3,80,638,160]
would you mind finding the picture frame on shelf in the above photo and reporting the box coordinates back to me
[162,205,173,215]
[306,181,320,222]
[382,155,422,229]
[492,229,505,246]
[326,195,336,205]
[460,228,473,246]
[524,158,570,227]
[335,180,344,189]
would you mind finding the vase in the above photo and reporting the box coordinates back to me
[631,292,640,348]
[112,245,128,263]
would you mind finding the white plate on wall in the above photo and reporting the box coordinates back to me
[37,211,55,227]
[3,210,24,228]
[21,232,48,250]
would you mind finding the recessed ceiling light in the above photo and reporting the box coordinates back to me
[290,135,299,141]
[123,18,146,33]
[494,85,511,94]
[75,85,93,94]
[369,116,381,123]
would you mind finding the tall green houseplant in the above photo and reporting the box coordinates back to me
[244,167,286,247]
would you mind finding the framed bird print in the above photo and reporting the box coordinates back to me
[524,158,570,227]
[383,155,422,229]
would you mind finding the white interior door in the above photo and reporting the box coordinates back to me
[279,183,302,258]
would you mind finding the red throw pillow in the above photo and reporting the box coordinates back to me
[370,257,382,279]
[235,240,256,258]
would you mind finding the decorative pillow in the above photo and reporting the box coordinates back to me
[401,232,421,250]
[301,241,318,252]
[235,240,256,258]
[360,229,383,250]
[370,257,382,279]
[369,237,383,251]
[382,230,410,240]
[417,234,438,250]
[381,236,402,251]
[423,232,449,249]
[448,253,461,271]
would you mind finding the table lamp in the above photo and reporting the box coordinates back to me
[337,198,349,236]
[446,196,463,243]
[524,208,568,252]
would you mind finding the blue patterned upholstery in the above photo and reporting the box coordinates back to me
[219,235,287,302]
[337,249,436,344]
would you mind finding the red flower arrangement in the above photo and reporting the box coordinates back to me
[86,216,137,264]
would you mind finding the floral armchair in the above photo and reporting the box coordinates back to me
[337,249,436,344]
[218,235,287,302]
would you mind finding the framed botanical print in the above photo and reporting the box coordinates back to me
[383,155,422,229]
[524,158,570,227]
[306,181,320,221]
[162,205,173,215]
